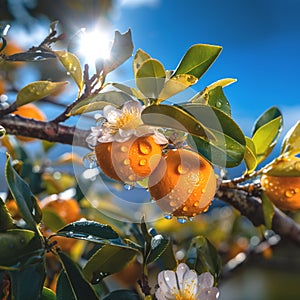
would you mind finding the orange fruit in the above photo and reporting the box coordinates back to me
[39,195,80,224]
[261,174,300,211]
[149,149,216,218]
[0,80,6,95]
[1,39,24,68]
[5,200,22,220]
[12,103,46,142]
[95,136,162,183]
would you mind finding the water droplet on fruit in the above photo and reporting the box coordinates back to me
[139,140,152,154]
[123,159,130,165]
[177,217,188,224]
[202,188,206,193]
[170,200,177,207]
[177,164,189,175]
[187,188,193,194]
[193,201,199,207]
[285,189,296,198]
[182,206,188,212]
[139,159,147,166]
[295,161,300,171]
[128,174,136,181]
[121,146,128,152]
[164,214,173,220]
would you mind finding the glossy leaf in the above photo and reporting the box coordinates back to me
[173,44,222,79]
[42,208,66,232]
[158,74,198,102]
[6,51,56,62]
[58,251,99,300]
[141,104,216,141]
[56,270,76,300]
[111,83,145,100]
[16,81,67,107]
[56,220,119,240]
[146,234,169,265]
[0,229,36,267]
[133,48,151,76]
[9,258,45,300]
[186,236,222,284]
[180,103,245,167]
[83,244,138,283]
[5,155,42,230]
[69,91,132,115]
[207,78,237,90]
[136,58,166,99]
[264,157,300,177]
[244,137,257,174]
[281,121,300,155]
[0,198,15,231]
[261,192,274,229]
[41,287,56,300]
[252,108,282,164]
[103,290,141,300]
[206,86,231,115]
[56,50,83,92]
[104,29,134,75]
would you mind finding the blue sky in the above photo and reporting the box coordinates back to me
[111,0,300,138]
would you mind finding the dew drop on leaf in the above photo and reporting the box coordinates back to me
[177,216,188,224]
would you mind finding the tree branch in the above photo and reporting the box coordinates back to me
[216,187,300,245]
[0,114,90,148]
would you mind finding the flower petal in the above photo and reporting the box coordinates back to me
[182,269,198,297]
[157,270,179,299]
[123,99,143,114]
[198,287,220,300]
[103,105,122,123]
[198,272,214,289]
[155,288,168,300]
[176,263,190,290]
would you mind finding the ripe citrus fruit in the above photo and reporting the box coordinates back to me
[39,195,80,224]
[1,39,24,68]
[12,103,46,142]
[261,174,300,211]
[95,136,162,183]
[0,80,6,95]
[149,148,216,218]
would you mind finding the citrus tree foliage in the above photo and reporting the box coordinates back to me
[0,22,300,300]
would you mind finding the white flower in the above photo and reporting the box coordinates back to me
[86,100,168,145]
[156,263,219,300]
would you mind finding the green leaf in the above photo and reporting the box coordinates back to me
[252,107,283,164]
[136,58,166,99]
[16,81,68,107]
[42,208,66,232]
[158,74,198,103]
[0,198,15,231]
[83,244,138,283]
[207,78,237,90]
[103,290,141,300]
[281,121,300,156]
[56,270,76,300]
[186,236,222,284]
[104,29,134,75]
[69,91,132,115]
[146,234,169,265]
[110,83,145,100]
[264,157,300,177]
[5,155,42,230]
[56,220,119,241]
[9,258,45,300]
[41,287,56,300]
[206,86,231,115]
[261,192,274,229]
[6,51,56,62]
[157,238,177,270]
[141,104,216,141]
[173,44,222,79]
[180,103,246,167]
[0,229,36,267]
[244,137,257,174]
[56,50,83,92]
[133,49,151,76]
[58,251,99,300]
